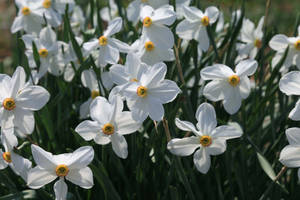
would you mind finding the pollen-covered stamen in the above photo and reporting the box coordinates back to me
[39,48,49,58]
[228,75,240,87]
[143,17,152,27]
[200,135,212,147]
[294,40,300,51]
[254,39,262,48]
[137,86,147,98]
[145,41,155,51]
[43,0,52,9]
[91,90,100,99]
[102,123,114,135]
[55,164,69,177]
[22,7,31,16]
[130,78,138,82]
[201,16,210,26]
[2,152,12,163]
[3,98,16,111]
[98,36,108,46]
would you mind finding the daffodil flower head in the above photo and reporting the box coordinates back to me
[200,59,258,114]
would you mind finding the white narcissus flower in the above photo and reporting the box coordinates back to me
[0,129,32,182]
[176,0,191,19]
[279,128,300,180]
[279,71,300,121]
[200,59,258,114]
[167,103,243,174]
[70,6,85,35]
[80,69,100,119]
[269,25,300,72]
[22,26,60,78]
[236,16,264,61]
[27,145,94,200]
[122,62,181,122]
[140,5,176,50]
[126,0,169,25]
[11,0,43,34]
[100,0,118,22]
[83,17,130,67]
[75,95,141,159]
[176,6,219,52]
[35,0,63,27]
[0,67,50,138]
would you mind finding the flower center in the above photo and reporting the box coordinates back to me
[294,40,300,51]
[137,86,147,98]
[200,135,212,147]
[201,16,210,26]
[91,90,100,99]
[3,98,16,111]
[130,78,138,82]
[2,152,12,163]
[98,36,108,46]
[55,164,69,177]
[102,123,114,135]
[22,7,31,16]
[43,0,52,9]
[143,17,152,27]
[39,48,49,58]
[254,39,262,48]
[228,75,240,87]
[145,41,155,51]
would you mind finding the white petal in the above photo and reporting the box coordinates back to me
[211,125,243,140]
[16,86,50,111]
[140,62,167,88]
[111,133,128,159]
[289,100,300,121]
[66,167,94,189]
[205,6,219,24]
[54,178,68,200]
[235,59,258,77]
[104,17,122,37]
[67,146,94,169]
[115,111,141,135]
[94,134,111,145]
[175,118,198,134]
[145,24,174,49]
[10,66,26,98]
[79,99,92,119]
[197,26,210,51]
[83,39,99,52]
[110,64,128,85]
[100,45,120,66]
[147,96,165,121]
[149,80,181,103]
[127,0,140,24]
[31,144,56,169]
[193,148,211,174]
[81,69,98,91]
[238,77,251,99]
[269,34,289,51]
[11,152,32,181]
[286,128,300,145]
[279,71,300,95]
[13,107,35,134]
[223,87,242,115]
[176,20,200,40]
[27,166,57,189]
[11,16,24,33]
[152,5,176,26]
[108,38,131,53]
[75,120,99,141]
[206,138,226,155]
[182,6,203,21]
[202,80,227,101]
[167,136,200,156]
[40,26,57,49]
[279,145,300,167]
[200,64,233,80]
[195,103,217,134]
[90,96,113,124]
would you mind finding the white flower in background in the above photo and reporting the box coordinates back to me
[236,16,264,62]
[11,0,43,34]
[27,145,94,200]
[167,103,243,174]
[279,127,300,180]
[269,26,300,72]
[54,0,75,14]
[122,62,181,122]
[83,17,130,67]
[75,95,141,159]
[279,71,300,121]
[138,36,175,65]
[22,26,60,78]
[70,6,86,35]
[231,9,242,26]
[0,129,32,181]
[110,53,147,96]
[0,67,50,138]
[176,6,219,52]
[80,69,100,119]
[35,0,62,27]
[140,5,176,50]
[100,0,118,22]
[200,59,258,114]
[127,0,169,25]
[176,0,191,19]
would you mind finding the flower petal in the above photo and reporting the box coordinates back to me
[27,166,57,189]
[206,138,226,155]
[54,178,68,200]
[286,128,300,145]
[167,136,200,156]
[235,59,258,77]
[67,146,94,169]
[75,120,99,141]
[175,118,198,134]
[279,71,300,96]
[279,145,300,167]
[90,96,113,124]
[66,167,94,189]
[176,20,200,40]
[182,6,203,21]
[31,144,56,169]
[223,87,242,115]
[269,34,289,51]
[10,66,26,98]
[104,17,122,37]
[13,107,35,134]
[195,103,217,135]
[115,111,141,135]
[203,80,227,101]
[211,125,243,140]
[200,64,233,80]
[205,6,219,24]
[150,80,181,104]
[289,99,300,121]
[81,69,98,91]
[111,133,128,159]
[193,148,211,174]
